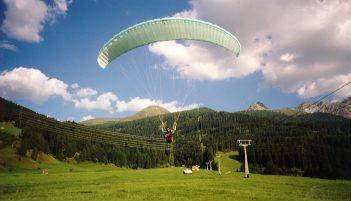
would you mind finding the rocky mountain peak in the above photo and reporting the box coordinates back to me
[248,102,268,111]
[297,97,350,119]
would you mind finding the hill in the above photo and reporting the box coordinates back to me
[97,106,350,179]
[129,105,170,120]
[81,105,170,126]
[1,96,350,179]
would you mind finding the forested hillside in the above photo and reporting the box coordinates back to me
[0,97,169,169]
[1,96,350,179]
[95,108,351,179]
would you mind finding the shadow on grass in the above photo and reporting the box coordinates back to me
[229,154,241,162]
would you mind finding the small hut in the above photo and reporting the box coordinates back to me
[192,165,200,171]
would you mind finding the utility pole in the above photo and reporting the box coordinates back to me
[238,140,252,178]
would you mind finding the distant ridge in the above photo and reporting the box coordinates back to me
[245,97,351,119]
[297,97,350,119]
[80,105,170,126]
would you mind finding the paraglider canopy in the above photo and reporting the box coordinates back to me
[97,17,241,68]
[96,18,242,145]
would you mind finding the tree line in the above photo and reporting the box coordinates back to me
[1,97,350,179]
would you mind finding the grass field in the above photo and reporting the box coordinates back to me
[0,143,350,201]
[1,160,350,201]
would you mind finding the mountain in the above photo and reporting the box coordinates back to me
[246,101,298,116]
[246,97,351,119]
[247,102,268,111]
[81,105,170,126]
[1,96,350,179]
[129,105,170,119]
[297,97,351,119]
[79,118,119,126]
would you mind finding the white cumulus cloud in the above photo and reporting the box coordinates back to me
[0,67,71,103]
[81,115,94,122]
[75,87,98,98]
[297,73,351,99]
[149,40,264,80]
[280,53,295,62]
[70,83,79,89]
[53,0,72,14]
[151,0,351,98]
[73,92,118,113]
[0,67,199,115]
[1,0,72,43]
[116,96,199,113]
[0,67,117,112]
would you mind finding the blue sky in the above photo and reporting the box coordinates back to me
[0,0,350,122]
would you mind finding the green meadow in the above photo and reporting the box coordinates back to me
[1,160,350,201]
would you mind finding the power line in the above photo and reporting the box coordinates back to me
[276,81,351,124]
[13,107,164,141]
[3,106,169,151]
[20,115,168,150]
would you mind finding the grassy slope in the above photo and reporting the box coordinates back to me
[0,161,350,201]
[0,122,21,136]
[0,146,39,171]
[0,145,59,172]
[216,151,242,174]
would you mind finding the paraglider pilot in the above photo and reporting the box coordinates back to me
[161,122,176,143]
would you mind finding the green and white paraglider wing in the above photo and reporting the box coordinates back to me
[97,17,241,68]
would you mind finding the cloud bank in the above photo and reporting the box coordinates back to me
[1,0,72,43]
[116,97,199,113]
[0,67,71,103]
[0,67,198,113]
[150,0,351,98]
